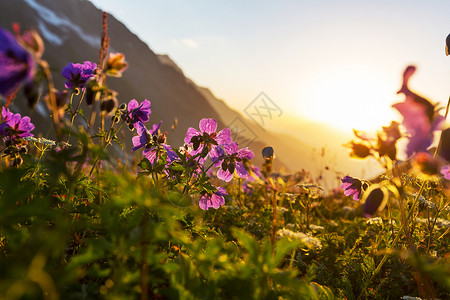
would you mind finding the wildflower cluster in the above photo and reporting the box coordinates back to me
[130,113,255,209]
[0,107,34,166]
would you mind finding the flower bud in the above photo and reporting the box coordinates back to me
[262,146,274,160]
[157,133,166,144]
[85,79,98,106]
[100,90,118,116]
[227,162,235,174]
[55,89,69,110]
[104,52,128,77]
[24,80,39,108]
[100,98,118,115]
[13,23,44,59]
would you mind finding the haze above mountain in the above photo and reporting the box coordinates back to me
[1,0,382,189]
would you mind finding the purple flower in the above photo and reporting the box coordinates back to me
[131,121,162,151]
[1,106,13,122]
[0,107,13,136]
[0,107,34,139]
[341,176,365,201]
[62,61,96,89]
[164,144,179,163]
[198,186,227,210]
[131,121,150,151]
[184,118,232,158]
[128,99,151,126]
[212,142,255,182]
[0,28,35,98]
[131,121,174,166]
[143,144,173,166]
[441,165,450,180]
[393,66,444,157]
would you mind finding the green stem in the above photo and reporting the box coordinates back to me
[271,189,277,246]
[89,119,125,176]
[70,91,85,125]
[357,181,427,300]
[40,60,61,139]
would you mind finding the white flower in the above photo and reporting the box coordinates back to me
[367,217,383,226]
[276,228,322,250]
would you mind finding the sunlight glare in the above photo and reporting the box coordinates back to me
[297,67,399,133]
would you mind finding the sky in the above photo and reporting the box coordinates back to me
[89,0,450,133]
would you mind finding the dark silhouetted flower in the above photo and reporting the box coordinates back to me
[198,186,227,210]
[362,188,385,217]
[376,121,401,160]
[392,66,444,156]
[184,118,232,158]
[104,52,128,77]
[128,99,151,126]
[341,176,366,201]
[62,61,96,89]
[0,28,35,98]
[441,165,450,180]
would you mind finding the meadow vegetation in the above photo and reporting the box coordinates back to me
[0,14,449,300]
